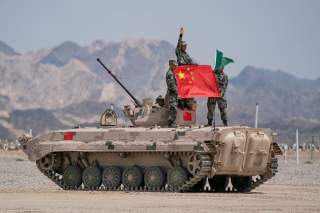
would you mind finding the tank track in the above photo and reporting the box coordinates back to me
[36,153,278,193]
[179,153,212,192]
[36,151,212,193]
[191,157,279,193]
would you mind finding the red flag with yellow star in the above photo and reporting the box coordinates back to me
[175,65,220,98]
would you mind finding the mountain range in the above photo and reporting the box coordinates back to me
[0,39,319,145]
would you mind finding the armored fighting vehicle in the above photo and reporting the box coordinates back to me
[19,59,282,192]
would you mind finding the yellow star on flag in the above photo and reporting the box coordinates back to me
[177,70,185,79]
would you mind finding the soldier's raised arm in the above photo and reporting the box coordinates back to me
[176,27,184,53]
[177,27,184,46]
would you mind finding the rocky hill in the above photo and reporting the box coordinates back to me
[227,67,320,143]
[0,39,318,144]
[0,41,18,55]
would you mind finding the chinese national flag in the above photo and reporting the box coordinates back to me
[175,65,220,98]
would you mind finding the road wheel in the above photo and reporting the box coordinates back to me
[122,166,143,188]
[63,165,82,188]
[82,166,102,189]
[102,166,121,188]
[144,167,165,189]
[167,166,187,189]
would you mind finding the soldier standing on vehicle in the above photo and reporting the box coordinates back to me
[176,27,194,66]
[166,60,178,128]
[207,50,233,127]
[175,27,195,109]
[207,68,229,126]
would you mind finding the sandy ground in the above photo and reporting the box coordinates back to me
[0,150,319,213]
[0,185,320,213]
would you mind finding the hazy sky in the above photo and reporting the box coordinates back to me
[1,0,319,78]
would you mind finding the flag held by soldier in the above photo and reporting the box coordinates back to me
[174,65,220,98]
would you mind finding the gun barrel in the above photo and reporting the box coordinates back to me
[97,58,142,107]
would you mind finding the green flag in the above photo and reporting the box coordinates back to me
[214,50,223,71]
[221,56,234,67]
[214,50,234,74]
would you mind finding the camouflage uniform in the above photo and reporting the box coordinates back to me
[166,60,178,127]
[175,32,194,66]
[175,32,194,109]
[207,70,228,126]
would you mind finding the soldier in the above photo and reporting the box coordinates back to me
[175,27,194,66]
[175,27,195,109]
[207,67,229,126]
[207,50,233,127]
[166,60,178,128]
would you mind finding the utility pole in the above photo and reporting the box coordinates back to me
[255,102,259,128]
[310,136,316,163]
[296,129,299,164]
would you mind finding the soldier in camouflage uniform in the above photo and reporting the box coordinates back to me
[207,50,233,127]
[175,27,195,109]
[166,60,178,128]
[207,67,229,126]
[176,27,194,66]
